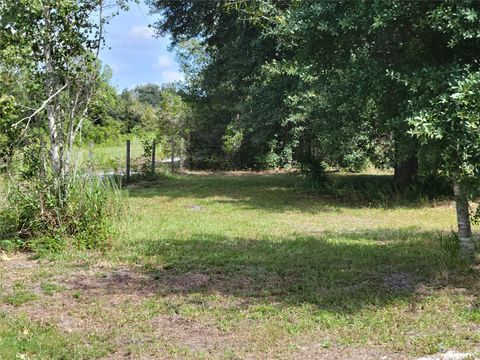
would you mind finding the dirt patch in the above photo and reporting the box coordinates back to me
[151,314,242,354]
[383,272,415,293]
[152,269,259,297]
[62,267,155,298]
[185,204,204,211]
[292,344,408,360]
[416,351,479,360]
[0,253,40,285]
[155,271,210,293]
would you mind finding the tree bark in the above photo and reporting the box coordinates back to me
[394,157,418,188]
[43,5,61,178]
[453,180,475,261]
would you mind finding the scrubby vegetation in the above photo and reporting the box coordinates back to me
[0,174,122,251]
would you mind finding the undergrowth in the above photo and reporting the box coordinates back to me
[0,173,123,252]
[305,173,453,207]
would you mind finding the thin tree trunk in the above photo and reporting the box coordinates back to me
[43,5,61,178]
[453,180,475,261]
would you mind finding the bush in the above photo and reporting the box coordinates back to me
[0,173,122,251]
[138,135,156,176]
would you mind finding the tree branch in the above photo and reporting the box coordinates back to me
[13,83,67,130]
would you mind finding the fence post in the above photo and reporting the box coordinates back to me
[126,139,131,181]
[151,139,156,175]
[171,139,175,173]
[88,141,94,174]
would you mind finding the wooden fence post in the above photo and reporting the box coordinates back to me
[88,141,94,174]
[171,139,175,173]
[126,139,131,181]
[151,139,156,175]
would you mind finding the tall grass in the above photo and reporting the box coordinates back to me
[309,173,453,207]
[0,173,123,251]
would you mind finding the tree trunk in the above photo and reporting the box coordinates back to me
[453,180,475,261]
[43,5,61,179]
[394,157,418,189]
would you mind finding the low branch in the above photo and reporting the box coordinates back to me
[13,83,67,130]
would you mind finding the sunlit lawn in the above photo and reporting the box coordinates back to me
[73,138,144,173]
[1,172,480,359]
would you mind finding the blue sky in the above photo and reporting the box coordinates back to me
[100,2,183,91]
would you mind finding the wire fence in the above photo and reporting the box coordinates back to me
[74,139,181,177]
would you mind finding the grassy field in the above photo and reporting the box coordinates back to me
[74,139,144,173]
[1,171,480,359]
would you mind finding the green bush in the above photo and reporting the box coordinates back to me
[138,135,156,176]
[0,173,122,251]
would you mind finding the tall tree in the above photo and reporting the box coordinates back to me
[0,0,128,190]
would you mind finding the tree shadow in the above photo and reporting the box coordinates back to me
[133,228,468,314]
[125,172,452,214]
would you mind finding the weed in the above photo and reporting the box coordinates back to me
[40,283,65,296]
[3,291,37,307]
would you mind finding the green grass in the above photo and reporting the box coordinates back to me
[40,282,65,296]
[74,138,144,172]
[2,291,38,307]
[73,138,173,173]
[0,313,108,359]
[1,171,479,359]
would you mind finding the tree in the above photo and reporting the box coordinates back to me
[0,0,128,246]
[82,67,123,144]
[131,83,163,108]
[148,0,283,169]
[156,87,189,170]
[408,71,480,260]
[0,0,115,185]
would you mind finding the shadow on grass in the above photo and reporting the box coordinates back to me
[110,172,464,314]
[125,172,452,213]
[129,228,465,313]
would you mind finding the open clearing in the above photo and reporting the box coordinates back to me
[1,172,480,359]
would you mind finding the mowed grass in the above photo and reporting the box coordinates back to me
[1,171,480,359]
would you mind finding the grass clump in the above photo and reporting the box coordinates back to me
[0,173,123,252]
[2,291,38,307]
[40,282,65,296]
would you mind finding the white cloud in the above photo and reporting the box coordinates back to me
[108,63,128,73]
[155,55,173,69]
[129,25,155,39]
[161,70,183,83]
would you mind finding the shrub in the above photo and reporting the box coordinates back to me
[0,173,122,251]
[138,135,156,176]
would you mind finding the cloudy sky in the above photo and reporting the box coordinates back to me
[100,2,183,91]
